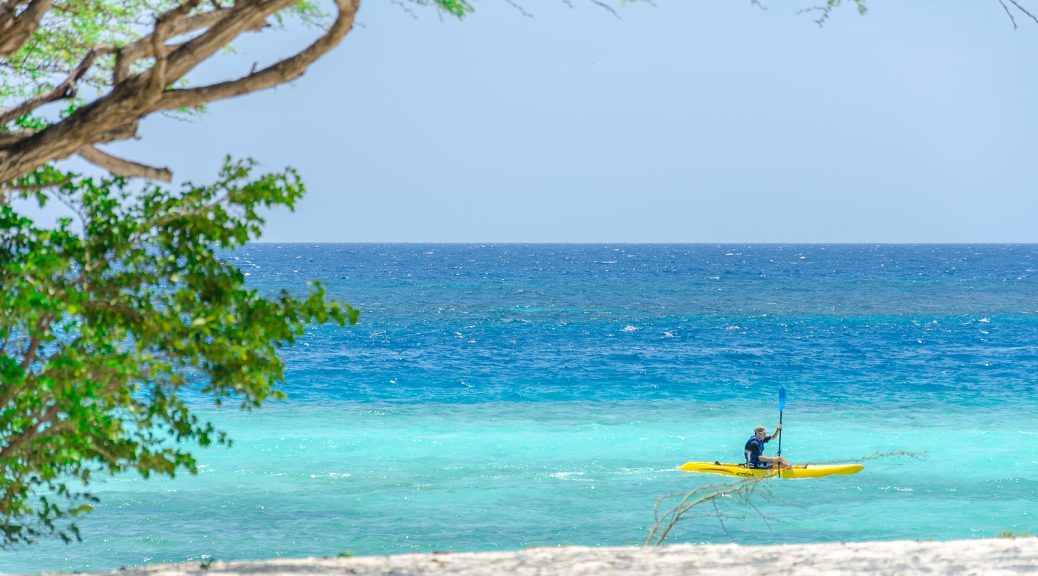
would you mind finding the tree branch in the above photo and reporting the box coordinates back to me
[115,8,236,84]
[162,0,298,82]
[0,403,59,459]
[0,45,115,128]
[0,175,69,193]
[1006,0,1038,25]
[78,146,172,182]
[999,0,1019,28]
[0,0,360,184]
[0,0,53,57]
[160,0,359,110]
[0,129,35,146]
[0,312,53,414]
[19,312,51,371]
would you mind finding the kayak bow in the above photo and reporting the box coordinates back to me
[678,461,863,479]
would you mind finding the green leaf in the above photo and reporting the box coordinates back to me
[0,158,354,547]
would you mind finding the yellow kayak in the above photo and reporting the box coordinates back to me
[679,461,863,479]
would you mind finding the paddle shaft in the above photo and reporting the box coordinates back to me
[777,387,787,458]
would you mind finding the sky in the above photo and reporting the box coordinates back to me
[92,2,1038,242]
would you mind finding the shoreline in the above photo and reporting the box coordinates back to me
[74,537,1038,575]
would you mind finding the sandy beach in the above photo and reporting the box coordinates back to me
[75,537,1038,576]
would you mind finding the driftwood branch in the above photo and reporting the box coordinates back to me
[646,451,927,546]
[646,477,772,546]
[78,146,173,182]
[804,450,927,465]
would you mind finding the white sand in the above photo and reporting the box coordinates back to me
[81,537,1038,576]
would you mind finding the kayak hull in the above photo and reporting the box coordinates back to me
[678,462,863,479]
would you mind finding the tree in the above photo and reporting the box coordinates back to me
[3,0,1034,188]
[0,0,373,546]
[0,0,361,185]
[1,159,359,545]
[0,0,492,547]
[0,0,488,548]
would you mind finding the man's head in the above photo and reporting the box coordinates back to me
[754,426,767,438]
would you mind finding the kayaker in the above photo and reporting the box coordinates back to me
[744,424,791,469]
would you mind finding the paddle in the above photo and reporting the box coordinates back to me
[777,386,787,457]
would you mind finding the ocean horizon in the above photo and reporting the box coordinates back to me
[4,243,1036,573]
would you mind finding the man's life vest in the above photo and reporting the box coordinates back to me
[744,435,768,467]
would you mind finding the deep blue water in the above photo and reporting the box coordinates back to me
[3,244,1037,573]
[272,244,1038,406]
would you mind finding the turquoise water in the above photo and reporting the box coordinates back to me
[3,245,1037,572]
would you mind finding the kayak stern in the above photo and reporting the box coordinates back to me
[678,462,863,479]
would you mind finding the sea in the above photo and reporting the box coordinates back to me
[3,244,1037,573]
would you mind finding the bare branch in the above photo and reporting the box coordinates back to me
[162,0,298,82]
[646,477,771,546]
[1006,0,1038,25]
[796,5,833,27]
[0,45,115,128]
[586,0,619,19]
[999,0,1019,29]
[805,450,927,465]
[503,0,534,19]
[0,0,360,184]
[145,0,207,101]
[116,8,236,83]
[158,0,358,110]
[0,0,53,57]
[78,146,172,182]
[389,0,419,19]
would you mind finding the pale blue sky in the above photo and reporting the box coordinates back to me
[108,2,1038,242]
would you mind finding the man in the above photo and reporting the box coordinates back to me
[744,424,791,469]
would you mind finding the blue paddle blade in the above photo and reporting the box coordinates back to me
[778,387,787,411]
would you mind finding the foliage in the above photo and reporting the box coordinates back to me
[0,0,464,114]
[0,0,326,109]
[0,158,357,546]
[827,0,868,15]
[0,0,485,185]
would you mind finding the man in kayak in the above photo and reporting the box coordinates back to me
[745,425,791,469]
